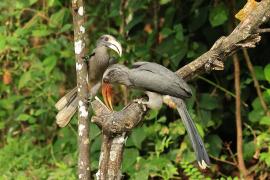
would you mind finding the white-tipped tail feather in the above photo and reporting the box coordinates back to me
[198,160,209,169]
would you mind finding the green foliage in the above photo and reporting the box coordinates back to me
[180,162,211,180]
[0,0,270,179]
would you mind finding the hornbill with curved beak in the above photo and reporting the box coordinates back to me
[55,34,122,127]
[101,62,210,169]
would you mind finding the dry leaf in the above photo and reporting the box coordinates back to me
[235,0,258,21]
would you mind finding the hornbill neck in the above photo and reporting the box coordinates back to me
[95,45,109,59]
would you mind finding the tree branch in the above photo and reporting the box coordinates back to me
[71,0,90,179]
[176,0,270,81]
[91,98,146,180]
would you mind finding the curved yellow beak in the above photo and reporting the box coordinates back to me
[107,39,122,57]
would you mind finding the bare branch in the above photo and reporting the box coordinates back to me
[256,28,270,33]
[71,0,90,179]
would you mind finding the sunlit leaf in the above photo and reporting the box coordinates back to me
[19,71,32,89]
[264,64,270,82]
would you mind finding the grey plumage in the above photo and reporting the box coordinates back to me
[172,97,210,169]
[102,62,210,169]
[55,35,122,127]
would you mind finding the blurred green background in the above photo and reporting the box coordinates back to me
[0,0,270,179]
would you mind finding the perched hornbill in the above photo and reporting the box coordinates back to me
[102,61,210,169]
[55,34,122,127]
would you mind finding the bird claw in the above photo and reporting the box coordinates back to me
[133,99,148,111]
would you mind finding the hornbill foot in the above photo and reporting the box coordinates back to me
[133,99,148,111]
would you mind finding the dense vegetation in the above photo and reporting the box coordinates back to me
[0,0,270,179]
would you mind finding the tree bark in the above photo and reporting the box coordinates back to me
[71,0,90,179]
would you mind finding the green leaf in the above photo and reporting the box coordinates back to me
[207,135,222,157]
[209,3,229,27]
[248,109,264,123]
[174,24,184,41]
[260,152,270,166]
[160,0,171,5]
[90,124,100,141]
[243,141,255,160]
[161,27,173,38]
[122,148,139,172]
[42,56,57,74]
[17,114,32,121]
[264,64,270,82]
[260,116,270,125]
[50,9,67,28]
[32,29,51,37]
[254,66,265,81]
[19,71,32,89]
[199,93,219,110]
[60,24,72,33]
[145,109,159,120]
[0,34,6,51]
[131,128,146,149]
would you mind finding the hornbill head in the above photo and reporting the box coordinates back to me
[101,64,131,111]
[97,34,122,57]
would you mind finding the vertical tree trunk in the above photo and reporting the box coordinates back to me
[71,0,91,179]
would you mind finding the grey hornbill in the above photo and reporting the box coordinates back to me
[101,62,210,169]
[55,35,122,127]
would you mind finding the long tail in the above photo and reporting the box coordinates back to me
[56,96,78,127]
[55,87,78,127]
[55,87,77,110]
[172,97,211,169]
[55,83,101,127]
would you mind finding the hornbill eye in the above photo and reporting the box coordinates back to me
[104,37,109,41]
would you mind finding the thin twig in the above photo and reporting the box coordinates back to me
[210,155,237,167]
[198,76,248,107]
[256,28,270,33]
[242,48,270,116]
[225,142,238,165]
[244,123,260,159]
[233,54,249,177]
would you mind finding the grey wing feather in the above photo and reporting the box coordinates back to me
[130,62,192,98]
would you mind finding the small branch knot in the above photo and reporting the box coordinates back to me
[205,58,224,72]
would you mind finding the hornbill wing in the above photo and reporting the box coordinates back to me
[130,62,192,98]
[129,70,189,99]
